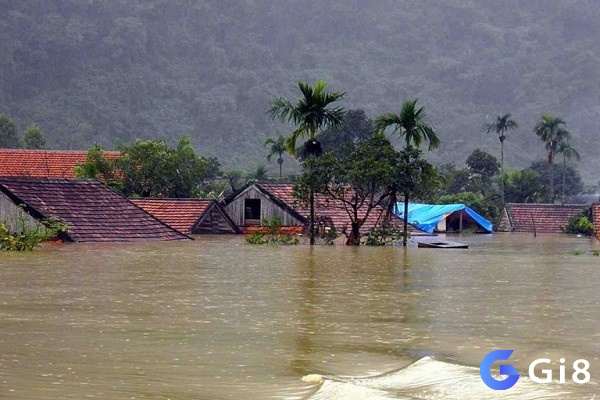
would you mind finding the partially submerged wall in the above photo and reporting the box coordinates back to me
[0,191,44,233]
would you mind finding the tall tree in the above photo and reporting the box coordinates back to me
[485,113,518,204]
[374,99,440,246]
[533,113,570,201]
[264,135,286,179]
[269,80,345,245]
[0,114,20,148]
[22,124,46,149]
[294,133,398,245]
[556,140,581,203]
[315,109,374,159]
[269,80,345,157]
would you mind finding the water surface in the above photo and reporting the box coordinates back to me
[0,233,598,399]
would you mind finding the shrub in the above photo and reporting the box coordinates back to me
[564,207,595,236]
[244,216,299,245]
[0,217,67,251]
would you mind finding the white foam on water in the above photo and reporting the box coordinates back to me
[303,357,577,400]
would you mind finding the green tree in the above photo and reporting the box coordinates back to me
[395,147,443,244]
[315,109,374,159]
[374,99,441,246]
[502,169,547,203]
[21,124,46,149]
[270,79,345,245]
[294,133,398,245]
[247,165,268,183]
[223,169,246,194]
[533,113,571,200]
[0,114,20,148]
[556,140,581,203]
[75,144,121,190]
[79,136,213,198]
[438,163,470,195]
[529,161,583,202]
[264,135,286,179]
[269,80,346,157]
[465,148,500,195]
[485,113,518,203]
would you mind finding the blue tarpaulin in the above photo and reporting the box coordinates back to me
[395,203,493,233]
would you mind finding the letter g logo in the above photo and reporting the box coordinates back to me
[480,350,520,390]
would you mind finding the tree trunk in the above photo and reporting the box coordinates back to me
[309,187,315,245]
[500,138,505,205]
[345,220,361,246]
[402,194,409,247]
[562,156,566,204]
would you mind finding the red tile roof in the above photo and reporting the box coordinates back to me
[131,198,238,234]
[0,149,119,179]
[501,203,586,233]
[0,178,190,242]
[255,183,418,234]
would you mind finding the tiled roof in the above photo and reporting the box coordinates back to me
[0,149,119,179]
[0,178,190,242]
[592,204,600,237]
[256,183,418,234]
[501,203,587,233]
[131,198,238,234]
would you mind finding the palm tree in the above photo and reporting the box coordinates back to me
[486,113,518,204]
[556,140,581,203]
[269,80,346,157]
[534,113,570,201]
[374,99,440,247]
[264,135,286,179]
[374,99,440,150]
[247,165,268,183]
[269,80,345,245]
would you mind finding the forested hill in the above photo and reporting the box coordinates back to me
[1,1,599,182]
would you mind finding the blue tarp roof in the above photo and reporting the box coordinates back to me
[394,203,493,233]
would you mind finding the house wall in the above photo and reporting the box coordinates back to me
[224,186,304,227]
[0,191,44,233]
[193,204,238,234]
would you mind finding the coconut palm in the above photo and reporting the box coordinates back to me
[486,113,518,204]
[374,99,440,247]
[264,135,286,179]
[534,113,570,200]
[374,99,440,151]
[556,140,581,203]
[269,80,345,245]
[269,80,345,157]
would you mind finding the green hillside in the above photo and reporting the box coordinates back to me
[1,0,598,182]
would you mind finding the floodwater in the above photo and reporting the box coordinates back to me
[0,233,599,399]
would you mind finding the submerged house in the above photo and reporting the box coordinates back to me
[394,203,493,234]
[131,198,239,235]
[593,204,600,238]
[223,183,419,235]
[496,203,587,233]
[0,178,190,242]
[0,149,119,179]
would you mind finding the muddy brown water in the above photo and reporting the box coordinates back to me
[0,234,599,399]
